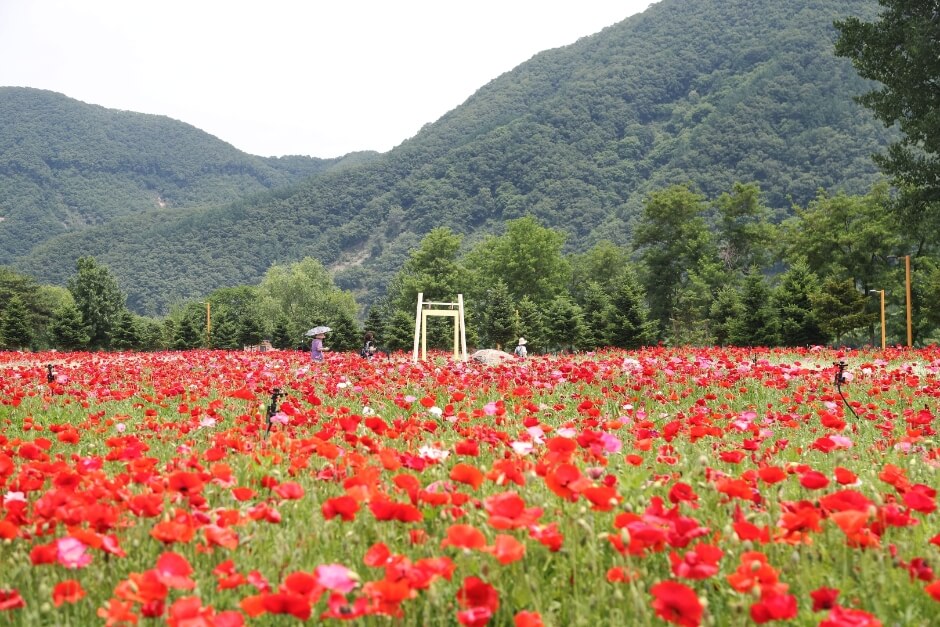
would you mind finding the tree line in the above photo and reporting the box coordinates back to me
[3,179,940,353]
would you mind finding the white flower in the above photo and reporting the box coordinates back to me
[511,441,534,456]
[3,491,26,505]
[362,406,375,416]
[428,406,443,417]
[418,445,449,461]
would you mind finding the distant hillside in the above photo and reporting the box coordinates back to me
[0,87,377,263]
[13,0,892,314]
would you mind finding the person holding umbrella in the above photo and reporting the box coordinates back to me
[306,326,331,362]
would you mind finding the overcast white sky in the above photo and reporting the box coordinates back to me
[0,1,653,158]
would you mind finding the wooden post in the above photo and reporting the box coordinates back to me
[879,289,886,351]
[412,293,424,362]
[905,255,912,347]
[458,294,467,362]
[412,294,468,362]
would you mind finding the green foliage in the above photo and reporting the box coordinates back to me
[466,217,571,305]
[732,269,781,347]
[634,185,717,331]
[110,310,143,351]
[774,259,828,346]
[713,182,775,272]
[811,277,877,343]
[0,87,357,267]
[782,183,906,293]
[609,269,659,349]
[10,1,893,315]
[49,302,90,351]
[478,280,519,349]
[541,296,588,352]
[67,257,128,350]
[0,294,33,349]
[393,228,466,306]
[515,296,547,354]
[709,286,746,347]
[569,241,632,303]
[256,257,360,348]
[835,2,940,211]
[579,282,616,349]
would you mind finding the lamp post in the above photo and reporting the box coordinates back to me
[869,290,885,350]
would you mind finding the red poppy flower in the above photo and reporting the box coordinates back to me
[819,605,883,627]
[750,590,798,623]
[810,587,840,611]
[450,463,485,490]
[650,580,703,627]
[322,495,360,522]
[52,580,85,606]
[514,610,544,627]
[0,589,25,611]
[485,534,526,565]
[456,576,499,613]
[484,491,542,529]
[442,524,487,550]
[799,470,830,490]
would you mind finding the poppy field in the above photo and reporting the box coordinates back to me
[1,347,939,626]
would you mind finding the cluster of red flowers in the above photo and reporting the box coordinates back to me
[0,346,939,625]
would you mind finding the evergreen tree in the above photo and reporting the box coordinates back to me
[516,296,546,355]
[580,281,615,349]
[811,278,876,344]
[50,302,90,351]
[173,314,203,349]
[542,296,588,353]
[669,271,716,346]
[327,310,361,352]
[271,315,292,349]
[480,280,518,349]
[211,313,241,349]
[111,310,142,351]
[609,270,658,349]
[0,294,33,350]
[735,269,781,347]
[363,305,387,348]
[67,257,127,350]
[136,317,165,351]
[774,259,827,347]
[237,313,264,348]
[709,285,746,347]
[383,309,417,353]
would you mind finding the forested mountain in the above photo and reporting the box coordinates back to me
[10,0,892,314]
[0,87,376,264]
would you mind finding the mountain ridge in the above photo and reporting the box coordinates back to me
[6,0,893,314]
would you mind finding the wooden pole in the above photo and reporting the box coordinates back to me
[880,289,886,351]
[458,294,468,361]
[206,301,212,346]
[412,293,423,362]
[905,255,912,347]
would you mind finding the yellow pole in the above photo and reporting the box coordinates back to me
[905,255,912,347]
[879,289,886,350]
